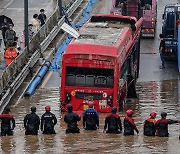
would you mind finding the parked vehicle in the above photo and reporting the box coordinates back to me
[161,4,180,59]
[140,0,157,37]
[110,0,157,37]
[60,14,143,112]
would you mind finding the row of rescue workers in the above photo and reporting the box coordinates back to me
[65,104,180,137]
[1,103,179,137]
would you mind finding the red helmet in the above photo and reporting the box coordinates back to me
[45,105,51,111]
[88,102,94,107]
[126,109,133,116]
[150,112,157,118]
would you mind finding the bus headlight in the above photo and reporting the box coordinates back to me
[107,95,113,107]
[66,93,71,103]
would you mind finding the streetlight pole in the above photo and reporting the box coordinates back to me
[58,0,63,17]
[24,0,29,53]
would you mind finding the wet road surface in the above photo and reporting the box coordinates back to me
[139,0,179,82]
[1,0,180,153]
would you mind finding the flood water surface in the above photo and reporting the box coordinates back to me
[0,80,180,153]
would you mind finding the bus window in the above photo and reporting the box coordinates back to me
[66,66,114,88]
[86,75,95,86]
[76,75,85,85]
[115,0,123,8]
[141,0,152,10]
[107,76,114,87]
[66,74,76,86]
[120,59,129,79]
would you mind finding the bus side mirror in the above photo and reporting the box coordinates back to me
[162,14,165,19]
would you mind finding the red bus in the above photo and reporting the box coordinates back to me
[110,0,157,38]
[60,14,143,112]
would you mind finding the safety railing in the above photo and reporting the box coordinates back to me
[0,0,83,94]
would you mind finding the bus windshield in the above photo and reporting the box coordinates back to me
[66,66,114,88]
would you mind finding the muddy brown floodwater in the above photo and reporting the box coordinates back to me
[0,80,180,153]
[1,0,180,153]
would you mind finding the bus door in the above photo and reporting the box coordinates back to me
[118,58,129,104]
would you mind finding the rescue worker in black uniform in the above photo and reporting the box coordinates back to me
[103,107,122,134]
[64,104,81,133]
[155,112,180,137]
[41,105,57,134]
[83,102,99,130]
[0,107,15,136]
[24,106,40,135]
[124,109,139,135]
[144,112,157,136]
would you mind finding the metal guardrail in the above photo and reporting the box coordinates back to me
[0,0,83,95]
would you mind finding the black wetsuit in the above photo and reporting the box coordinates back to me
[124,117,139,135]
[41,111,57,134]
[144,118,156,136]
[0,114,15,136]
[104,113,122,134]
[24,112,40,135]
[64,111,81,133]
[83,108,99,130]
[155,119,179,137]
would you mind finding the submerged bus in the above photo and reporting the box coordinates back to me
[60,14,143,112]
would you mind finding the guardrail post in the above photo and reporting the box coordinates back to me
[24,0,29,54]
[58,0,63,17]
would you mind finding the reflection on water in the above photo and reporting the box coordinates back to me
[0,80,180,153]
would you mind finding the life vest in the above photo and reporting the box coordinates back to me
[4,47,18,66]
[144,118,156,136]
[83,108,99,128]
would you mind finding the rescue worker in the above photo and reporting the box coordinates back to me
[155,112,180,137]
[5,24,16,48]
[103,107,122,134]
[144,112,157,136]
[82,102,99,130]
[64,104,81,133]
[4,42,18,66]
[24,106,40,135]
[41,105,57,134]
[0,107,15,136]
[124,109,139,135]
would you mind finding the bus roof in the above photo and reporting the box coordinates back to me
[65,15,138,57]
[74,22,124,46]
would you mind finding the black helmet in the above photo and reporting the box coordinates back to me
[161,112,167,118]
[3,107,10,113]
[112,107,117,113]
[67,104,73,112]
[31,106,36,112]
